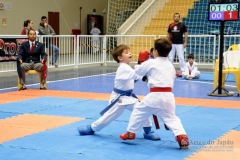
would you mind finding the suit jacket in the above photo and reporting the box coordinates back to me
[18,41,47,63]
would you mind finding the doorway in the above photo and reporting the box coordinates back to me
[87,14,103,35]
[48,12,59,35]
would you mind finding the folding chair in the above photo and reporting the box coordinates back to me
[227,44,239,51]
[17,60,47,90]
[213,48,240,91]
[17,70,47,90]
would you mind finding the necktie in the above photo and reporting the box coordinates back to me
[30,42,34,53]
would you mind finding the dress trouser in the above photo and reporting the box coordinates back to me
[20,62,43,84]
[168,44,185,71]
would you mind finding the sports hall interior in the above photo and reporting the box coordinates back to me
[0,0,240,160]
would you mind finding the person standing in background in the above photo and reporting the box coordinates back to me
[89,16,97,33]
[167,13,188,77]
[38,16,59,67]
[21,20,33,35]
[90,23,101,54]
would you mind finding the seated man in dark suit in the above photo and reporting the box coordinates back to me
[18,29,47,90]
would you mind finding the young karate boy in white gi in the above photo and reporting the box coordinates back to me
[182,54,200,80]
[78,44,160,141]
[120,38,189,149]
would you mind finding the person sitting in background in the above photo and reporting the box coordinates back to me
[21,20,33,35]
[38,16,59,67]
[182,54,200,80]
[18,29,47,90]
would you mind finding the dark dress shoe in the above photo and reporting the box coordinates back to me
[19,87,27,91]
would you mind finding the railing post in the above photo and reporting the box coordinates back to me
[102,36,107,66]
[75,35,79,68]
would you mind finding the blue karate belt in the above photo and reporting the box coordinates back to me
[100,88,138,115]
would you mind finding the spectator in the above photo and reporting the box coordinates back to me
[167,13,188,76]
[21,20,33,35]
[18,29,47,90]
[182,54,200,80]
[38,16,59,67]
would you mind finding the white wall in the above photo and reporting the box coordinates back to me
[0,0,108,35]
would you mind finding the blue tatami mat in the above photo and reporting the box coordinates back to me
[0,97,88,114]
[179,72,235,82]
[2,72,238,101]
[44,73,240,100]
[0,112,19,120]
[36,99,109,118]
[1,96,240,160]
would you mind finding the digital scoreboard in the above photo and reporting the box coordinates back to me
[208,2,239,21]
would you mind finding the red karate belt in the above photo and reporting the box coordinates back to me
[150,87,172,92]
[150,87,172,130]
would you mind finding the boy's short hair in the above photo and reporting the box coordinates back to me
[150,48,154,52]
[154,38,172,57]
[112,44,130,63]
[41,16,47,20]
[174,13,180,17]
[187,54,194,59]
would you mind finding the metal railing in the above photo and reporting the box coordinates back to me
[1,34,238,72]
[39,35,76,68]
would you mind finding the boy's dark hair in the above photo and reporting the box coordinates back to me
[154,38,172,57]
[41,16,47,20]
[150,47,154,52]
[112,44,130,63]
[187,54,194,59]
